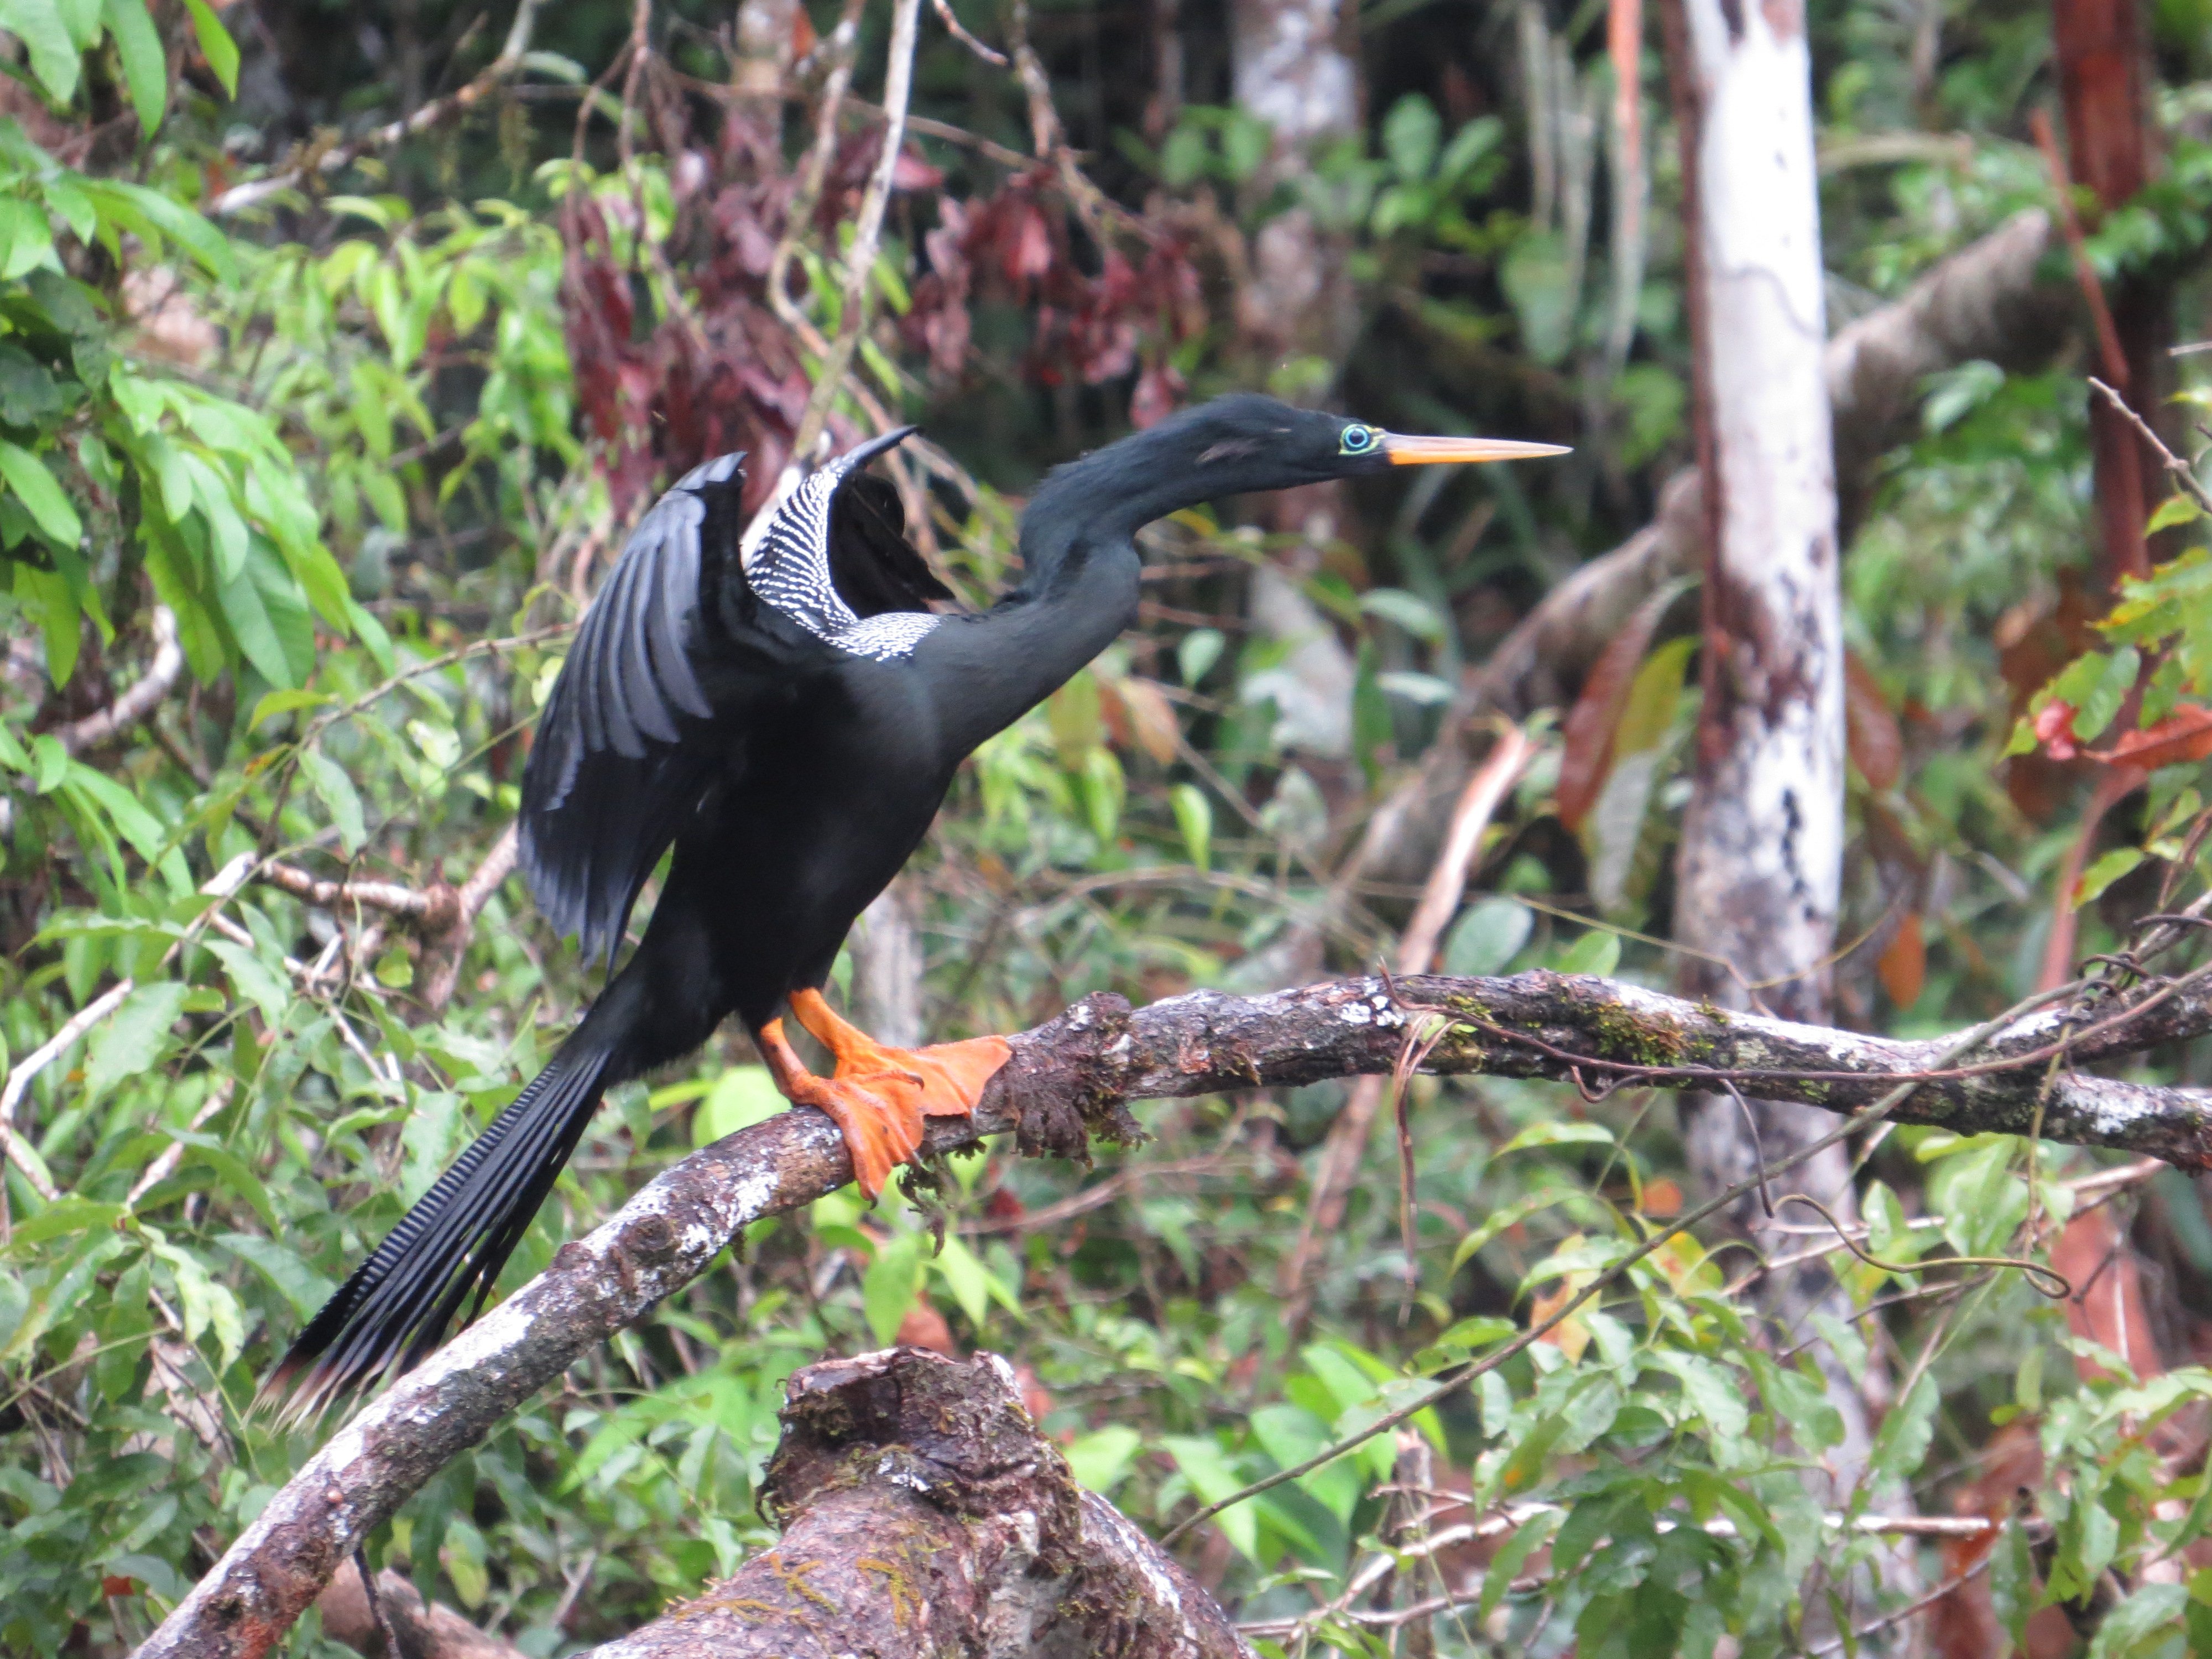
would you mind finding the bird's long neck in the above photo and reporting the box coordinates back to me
[1013,431,1240,594]
[931,430,1268,757]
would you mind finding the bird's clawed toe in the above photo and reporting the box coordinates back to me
[761,993,1014,1198]
[800,1072,928,1198]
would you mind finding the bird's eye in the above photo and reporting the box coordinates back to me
[1339,425,1378,455]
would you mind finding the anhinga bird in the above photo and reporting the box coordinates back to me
[263,394,1565,1419]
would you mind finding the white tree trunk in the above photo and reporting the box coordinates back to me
[1230,0,1356,146]
[1666,9,1910,1605]
[1671,0,1840,1020]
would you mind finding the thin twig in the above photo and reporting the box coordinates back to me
[211,0,546,215]
[255,862,446,921]
[0,978,136,1207]
[2089,375,2212,519]
[787,0,925,466]
[929,0,1006,64]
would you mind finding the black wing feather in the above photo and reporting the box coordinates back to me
[520,455,742,965]
[521,438,945,971]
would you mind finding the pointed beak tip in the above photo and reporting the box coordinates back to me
[1383,434,1573,466]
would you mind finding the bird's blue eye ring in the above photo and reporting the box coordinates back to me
[1340,425,1378,455]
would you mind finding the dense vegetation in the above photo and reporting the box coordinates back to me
[4,0,2212,1653]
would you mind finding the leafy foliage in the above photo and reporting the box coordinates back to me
[2,1,2212,1656]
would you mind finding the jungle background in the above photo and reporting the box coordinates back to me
[5,0,2212,1652]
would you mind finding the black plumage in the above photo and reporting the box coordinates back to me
[262,395,1564,1422]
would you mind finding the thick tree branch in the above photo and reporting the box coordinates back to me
[595,1348,1250,1657]
[138,969,2212,1659]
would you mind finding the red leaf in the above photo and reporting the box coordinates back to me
[1844,649,1903,790]
[1556,590,1677,831]
[1876,911,1926,1009]
[2085,702,2212,769]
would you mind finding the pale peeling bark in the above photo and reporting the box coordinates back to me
[1229,0,1355,148]
[1228,0,1358,372]
[1668,0,1844,1027]
[1665,0,1902,1614]
[591,1349,1251,1658]
[139,972,2212,1659]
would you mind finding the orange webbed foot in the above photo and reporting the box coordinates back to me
[762,994,1013,1199]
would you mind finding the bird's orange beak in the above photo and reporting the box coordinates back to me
[1382,433,1572,466]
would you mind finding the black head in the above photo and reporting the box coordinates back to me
[1024,394,1568,556]
[1128,393,1566,489]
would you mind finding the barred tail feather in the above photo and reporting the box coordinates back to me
[257,1036,618,1426]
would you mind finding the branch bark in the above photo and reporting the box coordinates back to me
[314,1567,526,1659]
[52,605,184,755]
[252,823,519,1015]
[593,1348,1250,1658]
[138,969,2212,1658]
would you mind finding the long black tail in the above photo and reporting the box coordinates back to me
[259,1011,632,1426]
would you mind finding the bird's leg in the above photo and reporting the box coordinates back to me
[754,1017,924,1199]
[788,989,1011,1118]
[759,989,1010,1198]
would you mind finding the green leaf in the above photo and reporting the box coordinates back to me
[179,0,237,96]
[6,1196,121,1248]
[1063,1425,1140,1493]
[930,1233,996,1331]
[1481,1507,1563,1622]
[1555,928,1621,976]
[691,1065,785,1147]
[2147,493,2204,534]
[1498,1119,1614,1156]
[76,179,234,280]
[0,196,54,278]
[1169,782,1211,871]
[297,746,367,854]
[2075,846,2144,910]
[1358,587,1447,645]
[154,1239,244,1369]
[100,0,163,132]
[1443,896,1532,977]
[0,0,83,102]
[84,980,187,1102]
[1451,1187,1582,1272]
[205,937,289,1026]
[1177,628,1223,685]
[248,688,333,730]
[2073,645,2140,742]
[217,1232,335,1320]
[861,1232,922,1348]
[1161,1436,1259,1561]
[0,440,81,547]
[2084,1579,2184,1656]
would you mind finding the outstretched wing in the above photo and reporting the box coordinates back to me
[521,432,952,970]
[520,453,748,968]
